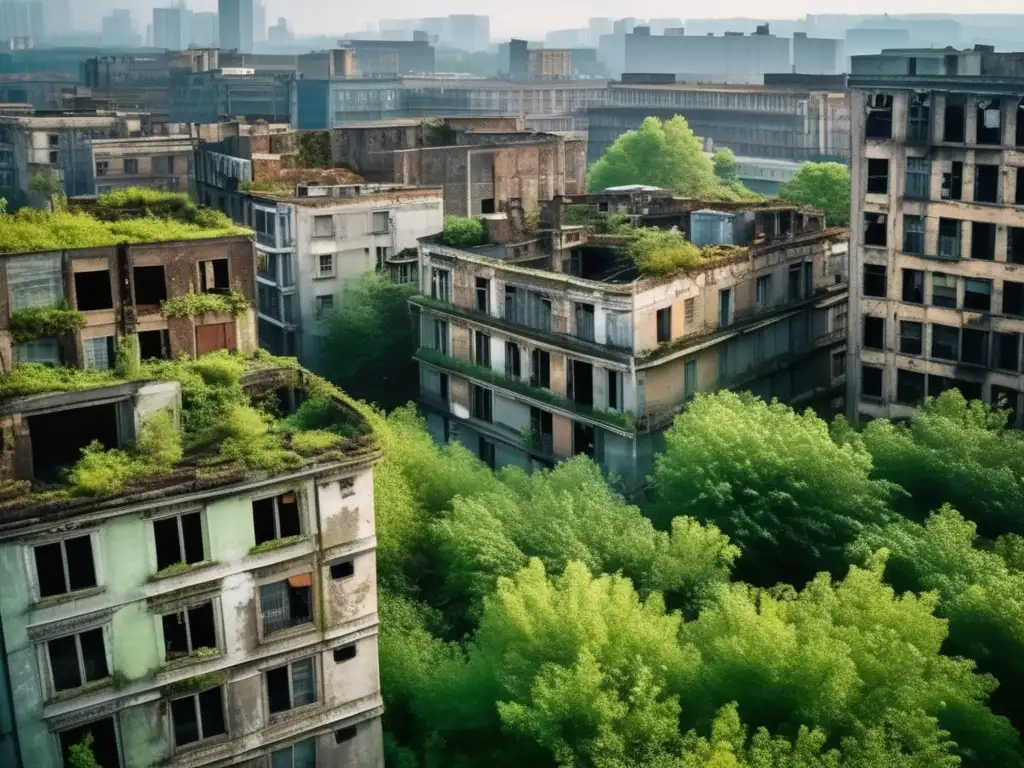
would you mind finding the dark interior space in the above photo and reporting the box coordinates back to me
[896,369,925,406]
[863,264,887,298]
[199,259,230,294]
[997,332,1020,371]
[992,386,1019,426]
[568,360,594,407]
[154,512,204,570]
[1018,100,1024,146]
[976,99,1002,144]
[480,198,495,214]
[929,376,982,402]
[1004,280,1024,316]
[61,718,120,768]
[30,402,119,480]
[867,158,889,194]
[573,422,596,458]
[1017,168,1024,205]
[971,221,996,260]
[865,94,893,139]
[1010,227,1024,264]
[570,247,637,283]
[34,535,95,598]
[74,270,114,311]
[974,164,999,203]
[907,93,930,140]
[333,644,357,663]
[530,407,554,453]
[163,601,216,660]
[938,218,961,259]
[138,329,170,361]
[863,316,884,349]
[961,328,989,365]
[944,96,966,142]
[331,559,355,579]
[863,213,887,247]
[133,266,167,306]
[942,161,963,200]
[252,492,301,545]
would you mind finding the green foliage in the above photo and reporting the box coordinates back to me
[296,131,331,167]
[160,290,250,318]
[213,404,303,472]
[588,116,718,196]
[29,168,64,211]
[165,671,227,698]
[0,363,121,397]
[778,161,851,227]
[712,147,738,182]
[442,215,486,248]
[290,429,342,455]
[92,188,233,230]
[115,333,140,379]
[563,203,596,226]
[152,561,210,579]
[68,732,102,768]
[628,227,705,276]
[422,118,457,147]
[248,535,303,555]
[9,301,85,343]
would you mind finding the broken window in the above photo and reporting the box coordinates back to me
[171,686,226,747]
[905,156,930,198]
[907,93,930,140]
[656,307,672,343]
[863,316,884,350]
[863,264,887,298]
[964,278,992,312]
[1004,280,1024,316]
[505,342,521,379]
[530,349,551,389]
[138,329,170,361]
[35,535,96,599]
[976,99,1002,145]
[942,161,963,200]
[932,273,957,308]
[970,222,995,261]
[862,366,883,399]
[475,277,490,312]
[867,158,889,194]
[252,492,301,547]
[931,324,960,361]
[333,644,357,663]
[1010,227,1024,264]
[529,408,554,453]
[899,321,923,355]
[575,302,596,342]
[719,289,733,328]
[471,385,492,421]
[133,266,167,306]
[480,198,495,214]
[48,628,108,692]
[74,270,113,311]
[902,269,924,303]
[863,213,887,247]
[974,164,999,203]
[60,718,120,768]
[896,369,926,406]
[162,602,217,661]
[259,575,313,635]
[865,93,893,139]
[944,95,966,142]
[991,386,1020,427]
[330,560,354,579]
[478,435,496,469]
[573,422,597,459]
[996,332,1020,371]
[30,402,118,479]
[567,360,594,407]
[199,259,229,294]
[902,215,924,254]
[937,218,961,259]
[430,268,451,302]
[961,328,989,366]
[267,658,317,714]
[474,330,491,367]
[153,512,205,572]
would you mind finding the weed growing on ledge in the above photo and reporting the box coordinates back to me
[248,535,304,555]
[9,302,86,343]
[160,290,251,318]
[164,670,227,698]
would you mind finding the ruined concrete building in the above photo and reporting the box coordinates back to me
[848,48,1024,425]
[412,191,849,489]
[0,194,384,768]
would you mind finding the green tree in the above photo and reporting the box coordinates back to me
[778,162,851,227]
[320,272,417,409]
[443,215,486,248]
[28,168,65,212]
[712,147,738,182]
[651,392,896,586]
[588,116,717,196]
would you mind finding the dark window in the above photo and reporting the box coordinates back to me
[480,198,495,214]
[944,95,966,142]
[1018,99,1024,146]
[333,644,357,663]
[862,366,883,398]
[575,302,595,341]
[162,602,217,661]
[573,421,596,459]
[330,560,354,580]
[971,221,996,260]
[505,342,521,378]
[199,259,229,294]
[48,628,109,692]
[475,277,490,312]
[138,329,170,361]
[991,386,1019,427]
[905,156,930,198]
[60,718,120,768]
[863,213,887,247]
[788,264,802,300]
[472,385,493,421]
[123,158,138,175]
[941,161,963,200]
[932,273,957,308]
[908,93,930,140]
[267,658,316,714]
[259,576,313,635]
[74,271,113,311]
[133,266,167,305]
[1017,168,1024,205]
[656,307,672,343]
[976,99,1002,145]
[961,328,989,366]
[335,726,358,744]
[567,360,594,407]
[863,264,887,297]
[607,369,620,409]
[34,536,96,598]
[252,492,301,547]
[974,164,999,203]
[430,268,451,302]
[153,513,204,571]
[932,324,960,361]
[938,218,961,259]
[478,436,495,469]
[996,332,1020,371]
[896,369,926,406]
[474,331,491,367]
[865,93,893,139]
[867,158,889,194]
[899,321,923,355]
[530,349,550,389]
[1009,227,1024,264]
[171,687,226,746]
[1004,280,1024,316]
[902,269,924,303]
[964,278,992,312]
[863,316,884,350]
[902,214,924,254]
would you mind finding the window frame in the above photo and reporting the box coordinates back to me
[371,210,390,234]
[317,254,335,278]
[251,491,303,548]
[312,215,335,238]
[161,600,220,662]
[44,626,110,695]
[315,294,334,320]
[151,509,207,574]
[257,572,315,639]
[31,533,99,601]
[170,685,228,749]
[266,656,319,717]
[271,737,317,768]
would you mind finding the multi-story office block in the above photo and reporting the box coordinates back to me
[848,47,1024,425]
[412,192,849,489]
[219,0,253,54]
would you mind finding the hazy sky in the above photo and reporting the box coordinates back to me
[84,2,1024,40]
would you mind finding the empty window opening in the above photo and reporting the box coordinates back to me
[971,221,996,261]
[478,435,495,469]
[163,601,217,661]
[944,95,966,142]
[862,366,883,399]
[475,277,490,312]
[333,644,357,663]
[575,302,596,342]
[932,273,958,308]
[29,402,118,481]
[720,288,733,328]
[607,369,622,410]
[74,270,113,311]
[199,259,229,294]
[480,198,495,214]
[252,492,301,546]
[529,407,554,453]
[656,307,672,342]
[941,161,963,201]
[35,535,96,599]
[471,385,491,421]
[976,99,1002,145]
[991,386,1019,427]
[907,93,930,140]
[530,349,550,389]
[1004,280,1024,316]
[863,316,884,350]
[567,359,594,407]
[903,215,924,254]
[900,321,923,356]
[60,718,120,768]
[974,164,999,203]
[267,658,317,714]
[259,575,313,635]
[154,512,204,572]
[865,93,893,139]
[788,263,802,301]
[964,278,992,312]
[431,319,448,354]
[1018,169,1024,205]
[171,686,226,746]
[137,329,169,361]
[863,264,887,298]
[863,213,887,247]
[997,332,1020,372]
[1011,227,1024,265]
[1018,99,1024,146]
[335,726,358,744]
[937,218,960,259]
[133,266,167,306]
[897,369,926,406]
[504,286,552,331]
[756,274,772,308]
[473,330,491,367]
[573,421,596,459]
[905,156,930,198]
[505,342,521,379]
[330,559,354,580]
[867,158,889,194]
[48,628,108,692]
[932,324,960,361]
[962,328,989,366]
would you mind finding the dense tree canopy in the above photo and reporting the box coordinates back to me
[778,162,851,227]
[712,147,739,182]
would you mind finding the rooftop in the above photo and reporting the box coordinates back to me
[248,182,442,207]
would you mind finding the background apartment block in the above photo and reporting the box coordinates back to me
[848,47,1024,426]
[90,135,193,195]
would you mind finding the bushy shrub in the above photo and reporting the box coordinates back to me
[160,290,250,318]
[291,429,343,456]
[0,364,121,397]
[66,441,139,496]
[9,302,86,343]
[215,405,302,471]
[629,227,705,276]
[442,216,486,248]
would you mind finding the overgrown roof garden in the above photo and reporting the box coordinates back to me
[0,188,251,255]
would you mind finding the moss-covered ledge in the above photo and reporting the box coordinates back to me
[150,560,218,581]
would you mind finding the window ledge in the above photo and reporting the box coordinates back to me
[312,274,337,281]
[151,560,218,582]
[48,676,113,704]
[268,700,323,727]
[161,649,222,673]
[248,535,309,557]
[32,585,107,611]
[260,621,316,645]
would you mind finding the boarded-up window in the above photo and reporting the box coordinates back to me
[8,253,62,311]
[196,323,236,355]
[606,312,632,349]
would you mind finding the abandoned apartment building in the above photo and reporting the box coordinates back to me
[848,47,1024,426]
[412,192,849,489]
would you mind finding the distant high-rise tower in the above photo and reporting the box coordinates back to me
[253,0,266,43]
[41,0,68,38]
[153,5,186,50]
[219,0,253,53]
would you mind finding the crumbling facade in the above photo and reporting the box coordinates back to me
[848,48,1024,426]
[90,135,194,196]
